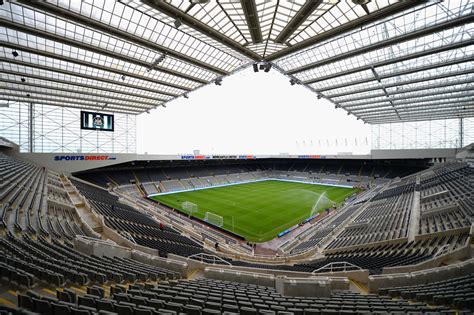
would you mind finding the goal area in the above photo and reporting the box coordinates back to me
[204,211,224,227]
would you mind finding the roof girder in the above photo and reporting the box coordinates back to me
[141,0,261,60]
[359,103,474,119]
[0,23,201,95]
[0,91,144,114]
[0,41,190,95]
[349,94,474,113]
[17,0,230,76]
[267,1,426,61]
[287,14,472,75]
[274,0,323,44]
[303,41,473,84]
[327,68,474,99]
[342,87,474,108]
[0,78,158,108]
[336,78,474,104]
[351,99,474,115]
[367,110,474,123]
[240,0,263,44]
[0,58,171,102]
[0,68,165,104]
[365,108,474,124]
[315,56,474,92]
[0,85,152,110]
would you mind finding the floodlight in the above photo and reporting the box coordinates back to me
[26,93,30,97]
[215,78,222,86]
[290,79,296,86]
[147,53,167,72]
[174,19,182,28]
[21,78,26,82]
[259,64,265,70]
[264,63,271,72]
[12,50,18,57]
[352,0,371,4]
[121,75,126,81]
[253,63,258,72]
[183,93,189,99]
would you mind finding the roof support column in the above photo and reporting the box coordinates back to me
[29,102,33,153]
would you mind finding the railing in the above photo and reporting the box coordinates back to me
[189,253,231,266]
[312,261,362,274]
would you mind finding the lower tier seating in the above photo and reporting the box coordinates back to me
[379,273,474,310]
[13,279,468,315]
[0,233,180,288]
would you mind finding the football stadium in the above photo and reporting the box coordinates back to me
[0,0,474,314]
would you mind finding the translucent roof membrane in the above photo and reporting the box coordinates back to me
[55,0,246,72]
[163,0,400,59]
[129,0,251,66]
[0,61,171,104]
[275,0,473,123]
[344,88,474,110]
[0,0,471,122]
[0,91,139,114]
[277,1,470,71]
[0,72,160,108]
[0,47,176,100]
[298,25,472,84]
[321,61,473,98]
[2,3,219,81]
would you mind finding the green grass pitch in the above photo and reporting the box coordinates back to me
[151,180,358,242]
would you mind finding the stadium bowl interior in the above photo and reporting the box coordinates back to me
[0,0,474,314]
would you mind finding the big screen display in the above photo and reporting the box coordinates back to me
[80,111,114,131]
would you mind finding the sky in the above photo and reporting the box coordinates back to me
[137,66,371,156]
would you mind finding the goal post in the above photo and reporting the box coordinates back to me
[182,201,198,216]
[204,211,224,227]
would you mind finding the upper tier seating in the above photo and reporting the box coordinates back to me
[418,163,473,234]
[0,153,88,239]
[326,191,413,249]
[75,159,428,189]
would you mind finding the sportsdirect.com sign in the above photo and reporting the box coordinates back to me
[54,155,116,161]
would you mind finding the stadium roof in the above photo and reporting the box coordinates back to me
[0,0,472,123]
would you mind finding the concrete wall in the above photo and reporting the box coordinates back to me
[275,276,350,297]
[203,267,350,297]
[381,244,470,275]
[73,236,189,277]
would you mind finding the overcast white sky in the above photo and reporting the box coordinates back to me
[137,66,371,155]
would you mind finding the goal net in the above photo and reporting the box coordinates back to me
[182,201,198,215]
[204,212,224,227]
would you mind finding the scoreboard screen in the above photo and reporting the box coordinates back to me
[80,111,114,131]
